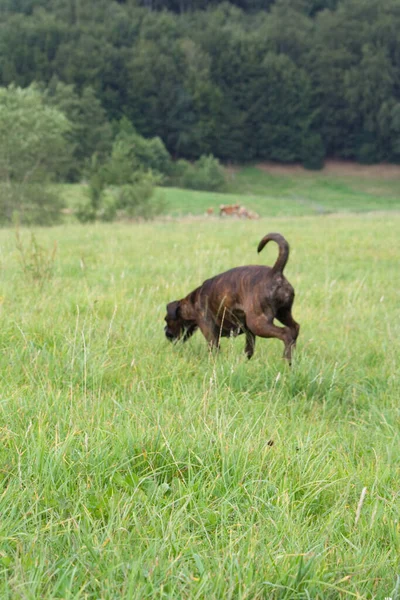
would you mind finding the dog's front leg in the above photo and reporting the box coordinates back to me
[182,324,198,342]
[245,330,256,359]
[197,318,220,352]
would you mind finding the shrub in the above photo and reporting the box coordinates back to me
[132,135,172,177]
[97,192,118,222]
[112,182,166,220]
[171,155,226,191]
[75,196,97,224]
[0,183,65,226]
[169,159,192,184]
[76,133,165,223]
[75,172,164,223]
[114,117,172,178]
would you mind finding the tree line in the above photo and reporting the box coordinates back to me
[0,83,226,224]
[1,0,400,171]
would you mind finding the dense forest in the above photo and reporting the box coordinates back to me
[1,0,400,171]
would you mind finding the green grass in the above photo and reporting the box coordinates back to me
[160,186,318,217]
[163,164,400,216]
[226,166,400,214]
[58,164,400,218]
[0,213,399,598]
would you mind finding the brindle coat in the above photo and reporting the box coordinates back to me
[164,233,300,361]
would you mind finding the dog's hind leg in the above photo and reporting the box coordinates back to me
[276,308,300,348]
[245,330,256,359]
[246,314,295,362]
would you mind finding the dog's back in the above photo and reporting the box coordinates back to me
[198,265,293,315]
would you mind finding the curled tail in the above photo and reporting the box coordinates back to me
[257,233,289,273]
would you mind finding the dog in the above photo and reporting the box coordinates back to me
[164,233,299,362]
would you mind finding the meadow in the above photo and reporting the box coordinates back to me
[59,162,400,219]
[0,169,399,598]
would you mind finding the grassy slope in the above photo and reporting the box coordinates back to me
[0,215,399,598]
[59,165,400,218]
[226,166,400,213]
[164,165,400,216]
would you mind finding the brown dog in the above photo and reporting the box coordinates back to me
[164,233,299,361]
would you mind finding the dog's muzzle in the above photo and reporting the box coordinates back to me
[164,327,174,341]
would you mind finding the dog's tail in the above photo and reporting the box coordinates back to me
[257,233,289,273]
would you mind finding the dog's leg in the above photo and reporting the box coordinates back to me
[198,319,220,351]
[245,330,256,359]
[276,308,300,348]
[246,314,295,362]
[182,324,198,342]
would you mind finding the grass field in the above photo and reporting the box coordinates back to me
[0,205,399,598]
[59,163,400,219]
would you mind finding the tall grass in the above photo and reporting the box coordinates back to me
[0,215,399,598]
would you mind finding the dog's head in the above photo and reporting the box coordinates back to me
[164,300,185,342]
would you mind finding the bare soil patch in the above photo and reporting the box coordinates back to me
[256,160,400,179]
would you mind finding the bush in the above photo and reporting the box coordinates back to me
[76,134,165,223]
[169,159,192,184]
[132,135,172,177]
[171,155,226,191]
[75,196,97,224]
[114,118,172,178]
[0,183,65,226]
[112,181,166,220]
[75,172,165,223]
[97,192,118,222]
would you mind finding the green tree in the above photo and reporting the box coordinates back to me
[0,84,70,223]
[200,23,252,160]
[2,0,400,166]
[308,9,356,158]
[0,84,70,182]
[243,53,315,162]
[125,35,191,155]
[258,1,313,63]
[0,11,69,87]
[76,128,166,223]
[112,117,172,176]
[44,79,113,180]
[345,45,395,162]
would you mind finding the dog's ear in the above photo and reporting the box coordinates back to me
[166,300,180,319]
